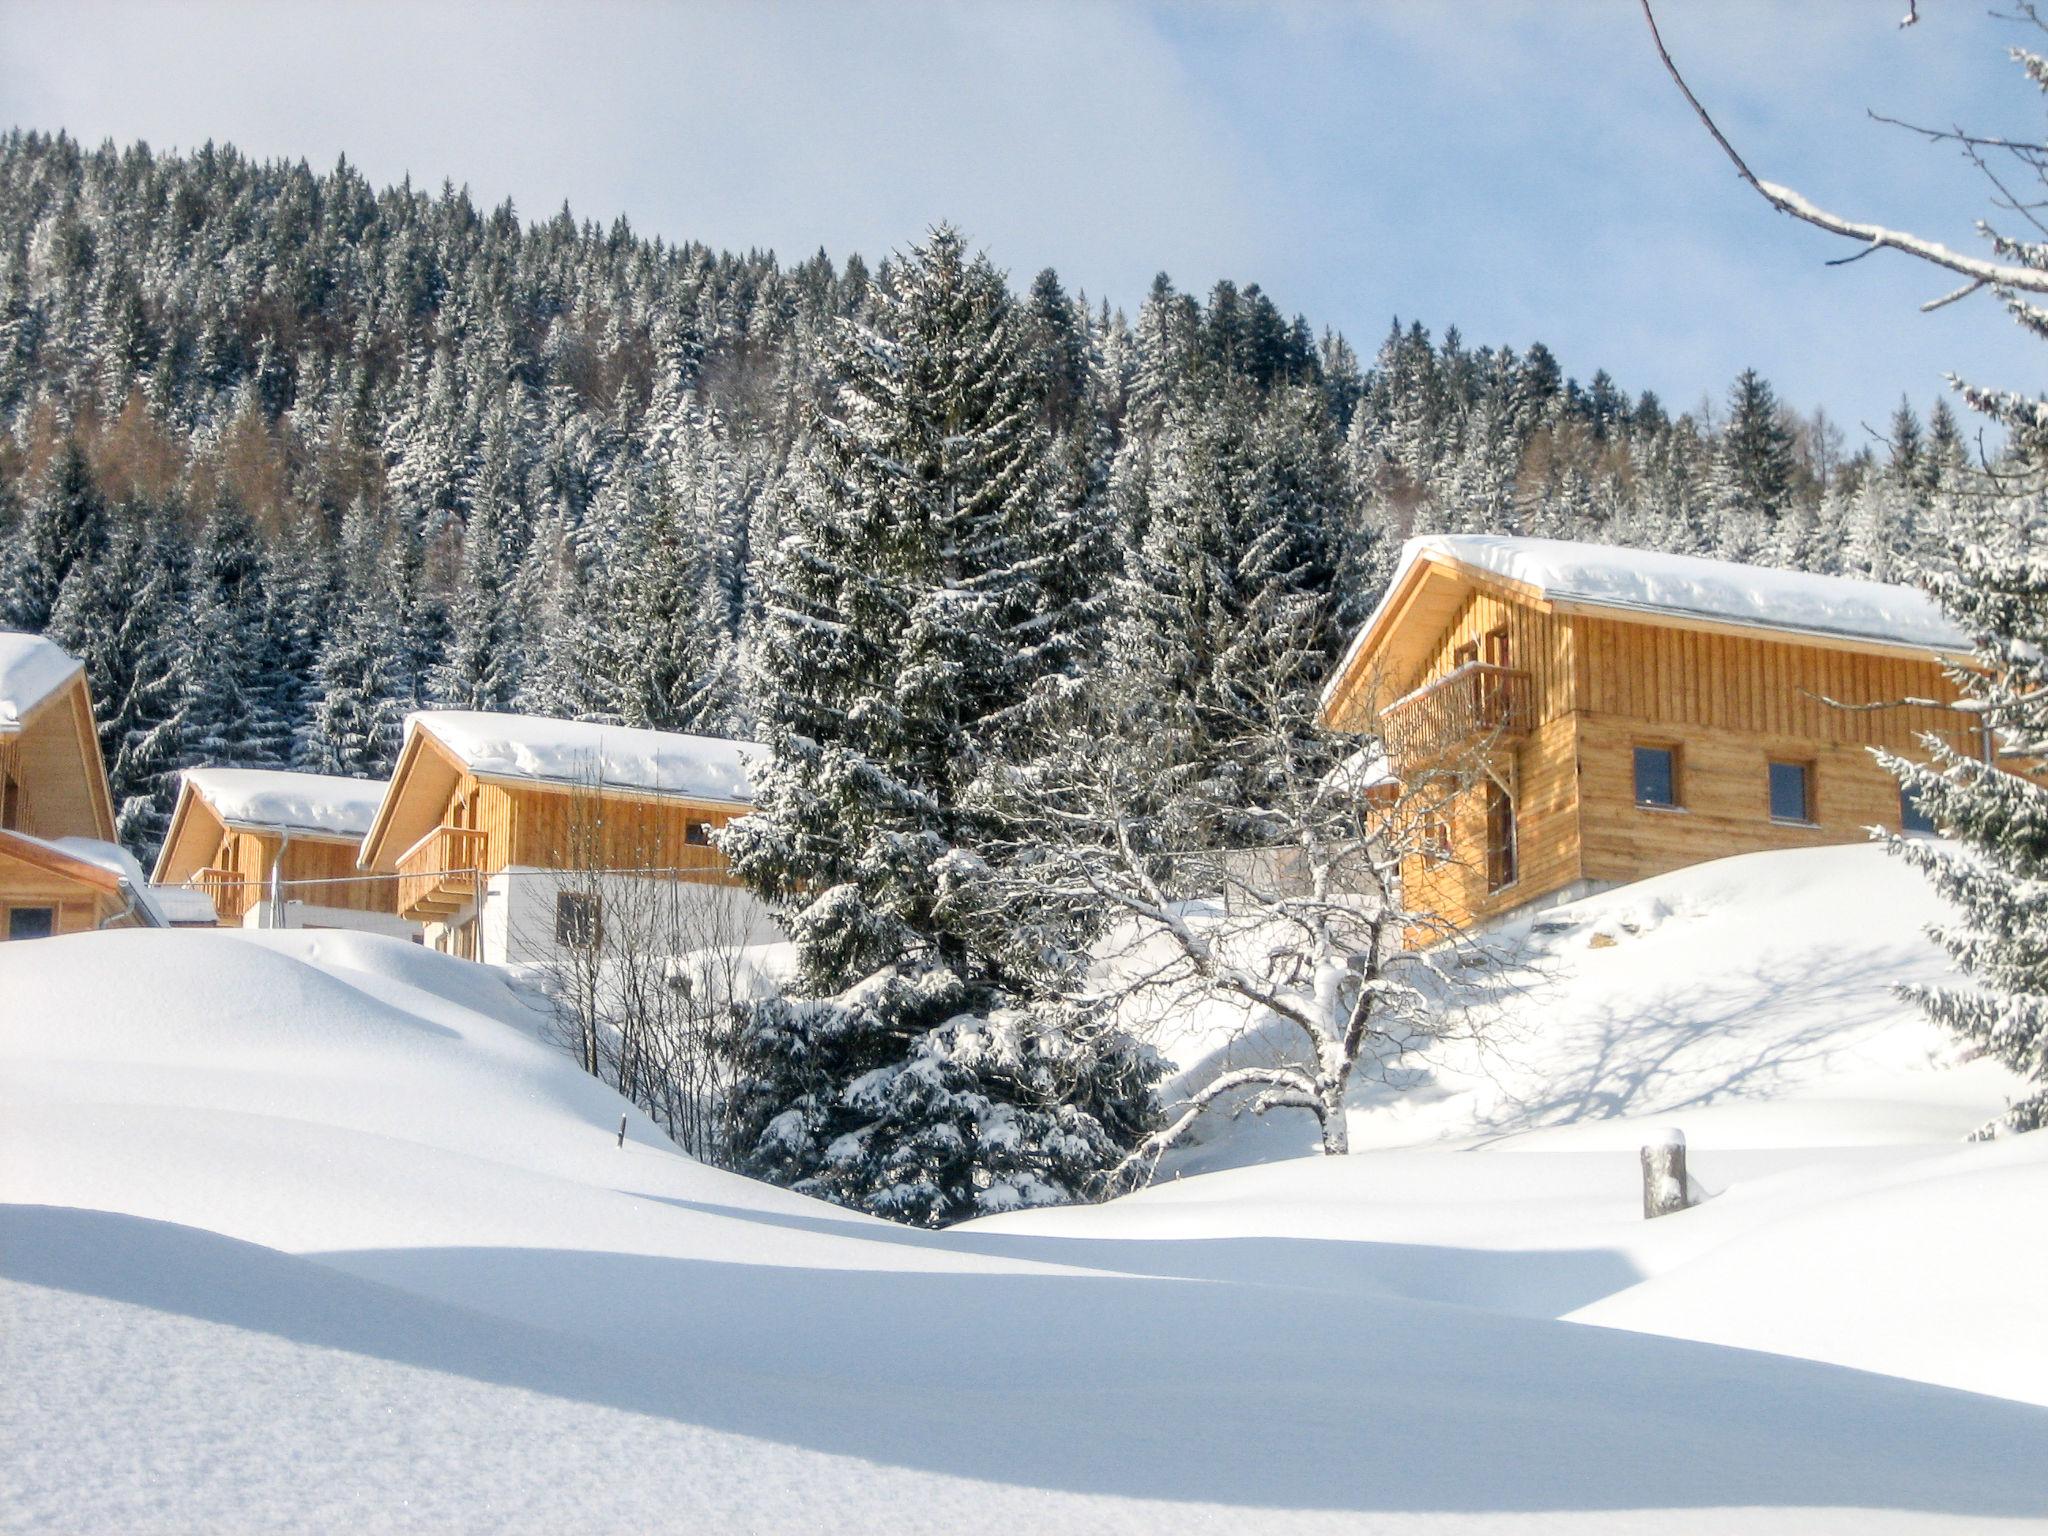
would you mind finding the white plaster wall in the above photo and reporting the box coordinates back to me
[493,864,783,969]
[240,902,423,941]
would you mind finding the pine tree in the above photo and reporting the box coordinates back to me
[1881,497,2048,1136]
[722,226,1157,1224]
[177,493,290,770]
[303,591,406,777]
[44,509,186,858]
[1,439,106,630]
[1710,368,1796,559]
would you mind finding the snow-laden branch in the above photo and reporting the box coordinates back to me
[1639,0,2048,298]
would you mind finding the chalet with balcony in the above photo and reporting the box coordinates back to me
[0,631,193,937]
[152,768,417,938]
[1319,536,1977,933]
[356,711,778,964]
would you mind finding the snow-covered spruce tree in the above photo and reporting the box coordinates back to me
[1109,377,1346,832]
[303,592,406,777]
[720,226,1160,1224]
[176,492,291,770]
[1879,482,2048,1138]
[45,510,186,858]
[1,438,105,631]
[1708,368,1796,562]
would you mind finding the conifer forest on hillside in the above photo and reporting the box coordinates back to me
[0,131,1974,864]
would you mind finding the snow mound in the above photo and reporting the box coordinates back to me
[411,710,763,803]
[182,766,388,838]
[0,630,80,727]
[6,884,2048,1532]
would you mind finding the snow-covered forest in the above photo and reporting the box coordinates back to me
[0,130,1976,864]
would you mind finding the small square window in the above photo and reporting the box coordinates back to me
[1768,761,1813,824]
[555,891,603,949]
[1901,782,1937,836]
[7,906,55,941]
[685,821,712,847]
[1634,746,1678,808]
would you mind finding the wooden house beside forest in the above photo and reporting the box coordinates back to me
[356,711,778,965]
[0,631,201,938]
[1319,537,1977,934]
[152,768,417,938]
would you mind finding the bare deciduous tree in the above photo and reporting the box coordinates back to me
[949,662,1496,1172]
[522,776,768,1166]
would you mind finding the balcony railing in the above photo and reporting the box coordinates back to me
[396,826,488,921]
[190,866,255,924]
[1380,662,1534,768]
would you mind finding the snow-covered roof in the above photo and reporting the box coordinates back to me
[1328,536,1970,708]
[0,631,83,730]
[409,711,763,805]
[183,768,388,839]
[0,829,201,925]
[1431,536,1962,647]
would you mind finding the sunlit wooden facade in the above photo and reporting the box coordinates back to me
[1320,542,1976,934]
[151,771,414,936]
[357,713,767,964]
[0,633,138,938]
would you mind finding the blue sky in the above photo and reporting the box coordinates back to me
[0,1,2036,437]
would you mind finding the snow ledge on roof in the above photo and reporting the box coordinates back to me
[184,768,389,839]
[0,631,83,728]
[1325,536,1970,710]
[410,711,763,804]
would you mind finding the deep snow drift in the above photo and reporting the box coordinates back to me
[4,847,2046,1533]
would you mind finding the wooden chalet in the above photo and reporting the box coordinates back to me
[357,711,776,964]
[0,631,179,937]
[152,768,415,937]
[1319,537,1977,933]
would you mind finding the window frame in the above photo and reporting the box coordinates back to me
[554,890,604,950]
[6,905,56,941]
[1632,743,1682,810]
[1899,781,1937,836]
[1767,759,1816,826]
[1484,779,1518,894]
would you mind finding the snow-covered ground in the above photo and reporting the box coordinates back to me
[4,846,2046,1533]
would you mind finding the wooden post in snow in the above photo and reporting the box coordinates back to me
[1641,1127,1691,1218]
[617,1114,628,1149]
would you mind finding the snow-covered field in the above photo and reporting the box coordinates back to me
[4,845,2046,1533]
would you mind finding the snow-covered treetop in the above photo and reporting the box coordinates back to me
[409,710,764,805]
[0,630,83,729]
[182,768,390,839]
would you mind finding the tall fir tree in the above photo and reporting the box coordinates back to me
[721,226,1157,1224]
[44,509,186,857]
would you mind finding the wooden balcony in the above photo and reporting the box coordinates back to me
[396,826,488,922]
[191,866,255,924]
[1381,662,1534,769]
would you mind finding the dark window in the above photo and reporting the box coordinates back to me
[0,774,17,830]
[1634,746,1678,808]
[1901,782,1937,836]
[685,821,711,847]
[555,891,603,949]
[7,906,55,941]
[1769,761,1812,824]
[1485,781,1517,892]
[1423,812,1453,868]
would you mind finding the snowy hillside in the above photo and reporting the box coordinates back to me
[4,858,2047,1534]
